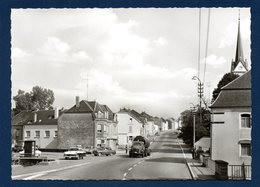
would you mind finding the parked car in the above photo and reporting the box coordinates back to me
[19,149,42,157]
[85,146,95,154]
[93,147,116,156]
[64,147,85,160]
[12,145,23,152]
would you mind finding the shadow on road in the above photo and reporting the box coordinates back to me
[151,148,190,154]
[145,157,193,164]
[162,144,191,149]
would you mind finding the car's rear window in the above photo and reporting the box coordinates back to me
[132,142,143,146]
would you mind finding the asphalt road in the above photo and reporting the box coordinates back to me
[12,130,192,180]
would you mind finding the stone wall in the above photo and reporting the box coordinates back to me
[57,113,95,149]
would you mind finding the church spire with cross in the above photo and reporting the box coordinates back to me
[231,10,248,76]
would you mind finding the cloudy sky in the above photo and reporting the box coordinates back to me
[11,8,251,118]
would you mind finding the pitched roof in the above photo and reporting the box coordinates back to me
[118,109,144,123]
[12,110,65,126]
[210,70,251,108]
[66,100,94,113]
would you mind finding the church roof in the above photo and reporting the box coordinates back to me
[210,70,251,108]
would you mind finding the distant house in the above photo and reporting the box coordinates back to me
[12,108,64,149]
[57,97,118,150]
[117,109,145,147]
[210,70,251,178]
[161,118,168,131]
[140,111,156,137]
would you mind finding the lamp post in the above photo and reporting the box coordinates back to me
[192,76,203,130]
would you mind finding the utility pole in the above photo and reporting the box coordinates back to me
[192,76,204,128]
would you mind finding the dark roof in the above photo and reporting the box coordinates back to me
[66,100,115,120]
[66,100,94,113]
[12,110,65,126]
[140,112,154,121]
[211,70,251,108]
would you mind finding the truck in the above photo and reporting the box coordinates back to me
[129,136,151,158]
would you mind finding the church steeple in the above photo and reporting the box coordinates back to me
[231,10,248,76]
[235,11,244,63]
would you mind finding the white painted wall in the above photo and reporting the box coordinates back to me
[117,112,143,146]
[24,124,57,149]
[211,107,251,176]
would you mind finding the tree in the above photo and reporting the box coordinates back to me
[13,86,55,115]
[212,72,239,102]
[178,108,210,146]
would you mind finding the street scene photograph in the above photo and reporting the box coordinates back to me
[11,8,251,180]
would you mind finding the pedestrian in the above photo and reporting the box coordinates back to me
[191,147,195,159]
[125,145,128,154]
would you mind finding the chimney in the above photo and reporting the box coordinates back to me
[76,96,80,108]
[54,107,59,119]
[33,112,37,122]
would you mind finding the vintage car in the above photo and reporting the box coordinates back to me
[93,147,116,156]
[64,147,85,160]
[85,146,95,154]
[19,149,42,157]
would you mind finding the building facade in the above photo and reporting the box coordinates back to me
[210,71,251,178]
[117,109,145,147]
[12,108,63,149]
[57,97,118,150]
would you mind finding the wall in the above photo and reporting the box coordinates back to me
[23,124,57,149]
[57,113,95,149]
[12,125,23,147]
[211,107,251,171]
[117,113,142,146]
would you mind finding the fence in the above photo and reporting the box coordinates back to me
[229,164,251,180]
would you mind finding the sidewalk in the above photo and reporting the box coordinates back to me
[185,152,217,180]
[177,139,217,180]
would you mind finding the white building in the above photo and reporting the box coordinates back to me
[210,71,251,179]
[117,109,145,147]
[22,108,64,149]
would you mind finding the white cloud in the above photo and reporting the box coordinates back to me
[201,54,227,68]
[12,47,31,58]
[154,37,167,46]
[41,36,70,55]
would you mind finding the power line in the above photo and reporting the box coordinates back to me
[198,8,201,78]
[203,8,211,85]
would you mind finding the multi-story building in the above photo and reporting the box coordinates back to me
[117,109,145,147]
[12,108,64,149]
[210,70,251,178]
[57,97,118,150]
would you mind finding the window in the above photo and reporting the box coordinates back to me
[97,139,101,147]
[241,114,251,128]
[104,125,107,132]
[35,131,40,138]
[241,143,251,156]
[129,136,133,141]
[130,118,133,123]
[26,131,30,138]
[45,130,50,138]
[54,131,58,137]
[97,125,102,133]
[129,126,132,133]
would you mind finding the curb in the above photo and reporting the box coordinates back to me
[177,138,197,180]
[186,162,197,180]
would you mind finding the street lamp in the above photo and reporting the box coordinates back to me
[192,76,203,130]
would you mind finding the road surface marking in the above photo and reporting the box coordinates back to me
[133,164,137,167]
[12,162,91,180]
[24,173,45,180]
[128,167,132,171]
